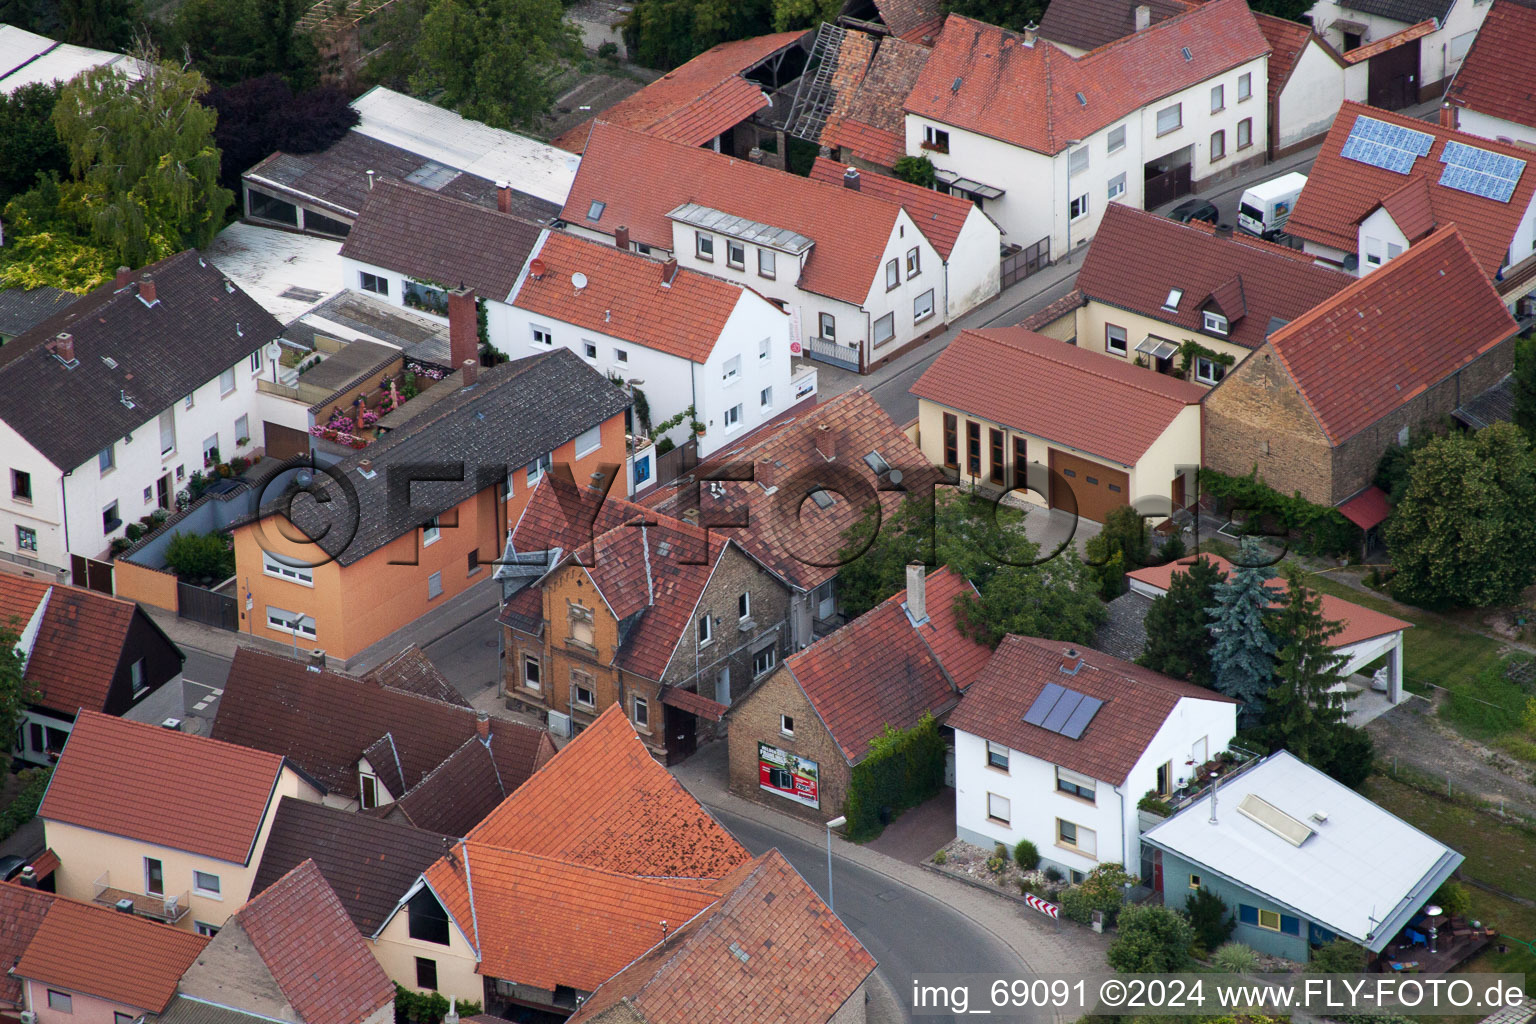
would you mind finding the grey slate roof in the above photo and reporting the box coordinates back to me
[1095,591,1152,662]
[154,997,275,1024]
[243,129,559,224]
[249,796,450,935]
[277,347,629,565]
[1338,0,1454,24]
[338,178,545,302]
[0,285,77,339]
[295,289,450,355]
[0,252,281,472]
[1039,0,1192,50]
[1454,372,1514,429]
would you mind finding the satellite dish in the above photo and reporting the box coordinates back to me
[529,258,547,278]
[265,340,282,360]
[571,272,588,290]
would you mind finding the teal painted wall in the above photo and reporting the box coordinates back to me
[1158,849,1313,961]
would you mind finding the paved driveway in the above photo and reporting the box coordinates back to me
[867,787,957,865]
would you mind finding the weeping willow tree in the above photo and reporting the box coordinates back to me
[51,47,232,269]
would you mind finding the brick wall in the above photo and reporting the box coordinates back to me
[727,665,851,825]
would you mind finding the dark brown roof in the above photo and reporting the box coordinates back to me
[0,251,280,471]
[0,285,76,339]
[339,178,543,301]
[258,348,628,565]
[566,850,876,1024]
[874,0,944,39]
[1337,0,1453,28]
[213,648,548,802]
[1076,203,1352,351]
[386,728,559,836]
[948,635,1235,785]
[1039,0,1192,51]
[1444,0,1536,132]
[251,797,450,935]
[362,644,469,707]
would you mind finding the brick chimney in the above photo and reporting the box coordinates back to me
[615,225,630,250]
[462,358,478,387]
[1134,4,1151,30]
[813,423,837,460]
[660,258,679,287]
[843,166,860,190]
[1023,20,1038,45]
[359,458,373,475]
[1440,102,1459,130]
[905,563,927,622]
[138,274,156,304]
[1060,647,1083,674]
[757,457,776,491]
[448,286,478,371]
[308,648,327,672]
[114,266,131,288]
[52,332,76,365]
[496,181,512,214]
[476,710,490,739]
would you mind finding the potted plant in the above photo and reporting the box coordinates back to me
[235,435,250,447]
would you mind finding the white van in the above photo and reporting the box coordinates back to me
[1237,172,1308,239]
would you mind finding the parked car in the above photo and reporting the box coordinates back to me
[1169,198,1219,225]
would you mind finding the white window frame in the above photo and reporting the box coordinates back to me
[1156,103,1182,136]
[738,591,751,621]
[249,349,262,373]
[698,613,713,646]
[48,990,73,1013]
[267,607,316,639]
[614,347,629,364]
[913,289,935,324]
[885,258,899,291]
[758,248,776,279]
[752,644,776,678]
[99,444,115,474]
[572,674,596,708]
[723,355,742,383]
[906,246,921,278]
[531,324,553,348]
[1203,311,1228,335]
[16,526,38,552]
[724,404,743,430]
[780,714,795,737]
[219,367,236,396]
[1238,72,1252,101]
[987,792,1010,825]
[523,654,542,692]
[727,239,745,269]
[873,312,895,345]
[1068,146,1089,176]
[1107,173,1126,200]
[1195,356,1226,385]
[423,515,441,546]
[1107,124,1126,153]
[1163,288,1183,311]
[923,125,949,152]
[986,741,1009,771]
[360,271,388,296]
[195,921,221,937]
[1210,83,1224,113]
[1105,324,1128,356]
[696,231,715,260]
[759,337,771,361]
[1069,194,1089,221]
[573,424,602,457]
[193,870,222,897]
[760,385,773,409]
[526,452,552,484]
[633,695,649,728]
[263,550,315,586]
[427,571,443,599]
[583,341,597,359]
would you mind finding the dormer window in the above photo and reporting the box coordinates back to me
[1163,288,1183,311]
[1203,311,1228,335]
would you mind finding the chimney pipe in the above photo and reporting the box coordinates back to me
[139,274,156,304]
[1060,647,1083,674]
[462,358,478,387]
[813,423,837,461]
[18,866,37,888]
[366,169,376,190]
[476,710,490,739]
[308,648,326,672]
[53,332,76,365]
[615,225,631,250]
[905,563,927,622]
[359,458,373,474]
[757,457,776,491]
[448,286,478,372]
[444,999,459,1024]
[114,266,131,289]
[843,166,860,191]
[660,258,678,287]
[1134,4,1151,30]
[1023,20,1038,45]
[496,181,512,214]
[1208,770,1221,825]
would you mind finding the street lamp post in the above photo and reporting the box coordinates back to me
[825,815,847,914]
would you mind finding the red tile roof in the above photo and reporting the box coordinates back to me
[1340,19,1435,63]
[906,0,1269,155]
[662,685,728,722]
[1379,176,1438,241]
[234,860,395,1024]
[1264,225,1518,445]
[808,156,977,259]
[823,118,907,167]
[1126,555,1411,646]
[643,388,944,591]
[14,896,208,1012]
[786,567,990,763]
[0,884,55,1010]
[515,232,768,364]
[948,635,1235,785]
[0,575,153,717]
[1287,102,1536,274]
[911,327,1206,467]
[876,0,945,39]
[821,35,931,168]
[554,32,807,151]
[559,122,909,304]
[1338,486,1392,529]
[362,644,469,707]
[566,849,876,1024]
[1254,14,1342,107]
[1076,204,1352,353]
[426,846,720,990]
[464,704,750,877]
[41,710,287,864]
[1444,0,1536,132]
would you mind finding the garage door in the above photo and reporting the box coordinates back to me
[1048,449,1129,524]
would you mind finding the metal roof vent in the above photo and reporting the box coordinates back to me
[1311,810,1329,824]
[951,76,963,93]
[1181,46,1193,60]
[1076,92,1087,106]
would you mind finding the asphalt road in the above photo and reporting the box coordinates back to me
[421,603,502,698]
[711,807,1039,1024]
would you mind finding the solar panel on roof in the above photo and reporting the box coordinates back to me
[1438,140,1526,203]
[1060,695,1104,740]
[1023,683,1066,727]
[1339,116,1434,176]
[1041,690,1086,733]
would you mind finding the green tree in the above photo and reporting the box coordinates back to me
[1139,554,1222,687]
[1084,505,1150,600]
[1185,886,1235,954]
[1385,422,1536,608]
[1262,566,1348,764]
[51,54,232,269]
[0,176,114,293]
[1513,334,1536,441]
[893,155,937,188]
[61,0,141,48]
[941,0,1045,31]
[1306,939,1368,973]
[837,490,1105,648]
[407,0,577,129]
[771,0,840,30]
[1207,537,1277,722]
[624,0,774,70]
[164,0,319,89]
[0,82,69,207]
[0,621,33,747]
[1107,904,1196,973]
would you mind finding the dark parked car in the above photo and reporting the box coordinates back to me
[0,855,26,882]
[1169,198,1220,225]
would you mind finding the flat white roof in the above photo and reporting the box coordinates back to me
[204,222,347,325]
[350,87,579,207]
[0,27,140,93]
[1142,750,1461,950]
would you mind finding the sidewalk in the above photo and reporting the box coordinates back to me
[669,740,1111,976]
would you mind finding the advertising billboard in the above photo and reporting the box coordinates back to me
[758,741,819,809]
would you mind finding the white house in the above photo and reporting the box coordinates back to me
[946,636,1237,881]
[507,231,802,456]
[1255,13,1369,156]
[902,0,1270,260]
[1306,0,1490,107]
[0,254,283,575]
[558,121,955,374]
[1442,0,1536,148]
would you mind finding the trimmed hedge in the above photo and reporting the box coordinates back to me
[0,767,51,844]
[394,985,482,1024]
[844,713,946,842]
[1198,468,1360,557]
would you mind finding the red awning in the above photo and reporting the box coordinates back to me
[25,849,59,879]
[1338,486,1391,530]
[661,687,728,722]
